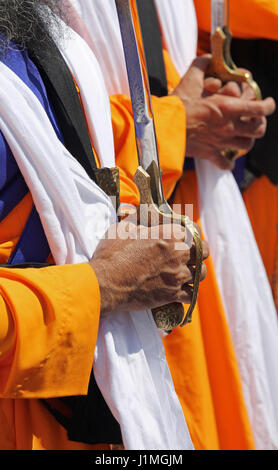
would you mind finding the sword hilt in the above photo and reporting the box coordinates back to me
[207,26,262,160]
[134,165,203,332]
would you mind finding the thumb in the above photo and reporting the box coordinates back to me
[187,54,212,80]
[178,55,212,98]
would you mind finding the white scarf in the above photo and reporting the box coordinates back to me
[69,0,130,96]
[156,1,278,450]
[69,0,278,450]
[68,0,197,94]
[0,21,193,450]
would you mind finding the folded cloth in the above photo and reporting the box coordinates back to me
[0,21,193,450]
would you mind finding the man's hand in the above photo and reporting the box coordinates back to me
[90,220,209,315]
[172,55,276,169]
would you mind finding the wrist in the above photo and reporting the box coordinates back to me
[89,258,131,315]
[89,259,112,315]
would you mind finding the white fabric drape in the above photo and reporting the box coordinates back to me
[67,0,197,93]
[68,0,130,96]
[154,0,198,77]
[0,21,193,450]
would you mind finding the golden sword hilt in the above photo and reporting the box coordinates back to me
[207,26,262,160]
[133,165,203,332]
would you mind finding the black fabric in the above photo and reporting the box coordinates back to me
[43,372,123,445]
[231,38,278,186]
[0,263,49,269]
[28,43,97,182]
[60,372,122,445]
[136,0,168,97]
[26,42,122,445]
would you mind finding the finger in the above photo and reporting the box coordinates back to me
[181,262,207,290]
[201,240,209,260]
[234,116,267,139]
[185,239,209,265]
[178,287,193,304]
[200,263,207,281]
[241,82,257,100]
[185,55,213,85]
[223,136,255,152]
[204,77,222,95]
[192,54,212,72]
[193,222,202,237]
[217,81,242,98]
[167,223,188,242]
[221,96,276,118]
[182,266,195,284]
[209,152,235,170]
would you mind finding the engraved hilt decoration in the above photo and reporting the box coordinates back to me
[207,0,262,160]
[94,167,121,214]
[115,0,203,332]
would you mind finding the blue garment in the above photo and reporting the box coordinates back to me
[232,155,247,187]
[0,43,64,264]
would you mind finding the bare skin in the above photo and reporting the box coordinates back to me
[90,221,209,315]
[172,55,276,170]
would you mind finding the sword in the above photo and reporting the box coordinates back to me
[207,0,262,159]
[114,0,203,331]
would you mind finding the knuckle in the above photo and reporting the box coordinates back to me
[256,123,267,138]
[201,240,209,259]
[257,102,266,116]
[223,121,235,136]
[156,238,169,251]
[200,263,207,281]
[241,137,254,150]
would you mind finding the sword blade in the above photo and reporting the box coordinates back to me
[115,0,165,207]
[211,0,229,34]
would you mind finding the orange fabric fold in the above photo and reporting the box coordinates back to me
[0,263,100,399]
[194,0,278,41]
[164,170,255,450]
[110,91,186,204]
[243,175,278,291]
[0,246,102,448]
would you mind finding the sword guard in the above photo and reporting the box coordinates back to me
[94,167,121,213]
[133,166,202,331]
[207,26,262,160]
[207,27,261,99]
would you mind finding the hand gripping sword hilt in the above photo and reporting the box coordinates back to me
[134,166,203,332]
[207,26,262,160]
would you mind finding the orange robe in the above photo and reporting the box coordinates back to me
[193,0,278,292]
[111,50,255,450]
[0,191,112,450]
